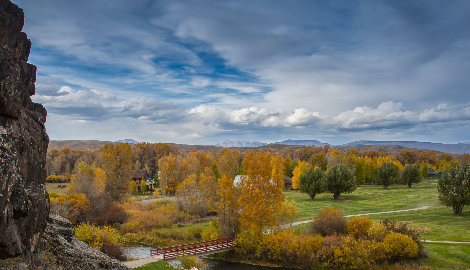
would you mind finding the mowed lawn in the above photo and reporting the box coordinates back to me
[285,178,470,269]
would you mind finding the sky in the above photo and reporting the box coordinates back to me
[15,0,470,145]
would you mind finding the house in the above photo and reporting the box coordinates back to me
[132,170,153,193]
[284,176,293,190]
[427,167,441,178]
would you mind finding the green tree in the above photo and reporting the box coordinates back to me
[101,143,134,201]
[419,163,429,178]
[376,161,399,189]
[438,164,470,215]
[326,164,356,199]
[140,180,147,194]
[402,163,422,188]
[211,161,221,180]
[354,157,366,185]
[299,167,326,200]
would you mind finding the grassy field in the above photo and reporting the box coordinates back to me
[45,182,70,195]
[285,178,470,269]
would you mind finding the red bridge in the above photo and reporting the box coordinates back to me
[150,237,235,260]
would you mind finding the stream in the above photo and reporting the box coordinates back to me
[123,243,298,270]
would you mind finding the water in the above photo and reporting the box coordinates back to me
[122,242,154,259]
[123,243,298,270]
[202,258,299,270]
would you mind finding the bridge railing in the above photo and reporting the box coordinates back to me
[150,237,234,260]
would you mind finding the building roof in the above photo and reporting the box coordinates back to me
[133,170,148,179]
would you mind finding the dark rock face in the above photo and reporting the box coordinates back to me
[37,214,130,270]
[0,0,50,264]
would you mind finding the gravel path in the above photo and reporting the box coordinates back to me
[122,255,164,269]
[282,205,434,228]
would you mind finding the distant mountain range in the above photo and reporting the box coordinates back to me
[273,139,325,146]
[48,139,470,154]
[115,139,138,144]
[215,140,266,147]
[344,140,470,154]
[216,139,470,154]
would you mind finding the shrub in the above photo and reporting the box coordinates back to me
[50,193,89,224]
[92,202,128,226]
[383,232,419,261]
[311,207,347,236]
[176,255,207,270]
[74,223,125,260]
[201,220,221,241]
[347,216,374,239]
[367,222,388,242]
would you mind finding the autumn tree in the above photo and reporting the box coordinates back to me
[438,164,470,215]
[402,163,422,188]
[299,167,326,200]
[101,143,134,201]
[419,163,429,178]
[354,157,367,185]
[216,149,240,179]
[238,151,296,234]
[140,180,147,194]
[310,152,327,171]
[218,175,241,238]
[326,164,356,199]
[291,161,310,189]
[376,161,400,189]
[130,180,137,194]
[71,162,94,195]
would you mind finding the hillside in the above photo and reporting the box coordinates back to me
[346,141,470,154]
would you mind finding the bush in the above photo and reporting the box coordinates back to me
[367,222,388,242]
[74,223,126,260]
[201,220,221,241]
[176,255,207,270]
[383,232,418,261]
[92,202,128,226]
[381,218,427,258]
[50,193,89,224]
[347,216,374,239]
[311,207,347,236]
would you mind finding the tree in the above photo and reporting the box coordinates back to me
[71,162,93,194]
[153,174,160,189]
[402,163,422,188]
[130,180,137,194]
[299,167,326,200]
[90,168,107,198]
[419,163,429,178]
[438,164,470,215]
[326,164,356,199]
[376,162,400,189]
[218,175,241,238]
[238,151,296,234]
[291,161,310,189]
[140,180,147,194]
[354,157,366,185]
[101,143,134,201]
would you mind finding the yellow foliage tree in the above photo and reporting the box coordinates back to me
[238,151,296,235]
[218,174,241,238]
[90,168,107,198]
[291,161,309,189]
[101,143,134,201]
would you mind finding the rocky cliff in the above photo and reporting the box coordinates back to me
[0,0,50,264]
[0,1,129,269]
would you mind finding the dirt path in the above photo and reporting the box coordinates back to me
[122,255,163,269]
[421,240,470,244]
[136,196,177,204]
[283,205,434,228]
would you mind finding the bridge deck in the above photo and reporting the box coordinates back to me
[151,237,235,260]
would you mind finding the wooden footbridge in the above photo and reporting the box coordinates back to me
[123,238,235,269]
[150,237,235,260]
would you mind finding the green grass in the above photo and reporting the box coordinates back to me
[133,261,174,270]
[286,178,470,269]
[420,243,470,269]
[45,182,70,195]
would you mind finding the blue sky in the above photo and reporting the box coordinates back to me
[15,0,470,145]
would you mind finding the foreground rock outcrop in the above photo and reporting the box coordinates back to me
[1,1,129,269]
[0,0,50,263]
